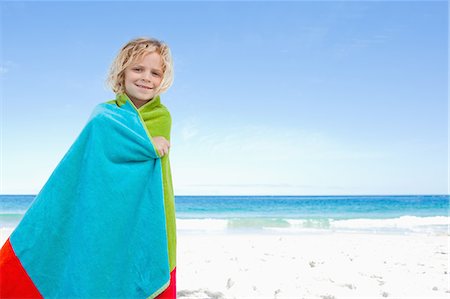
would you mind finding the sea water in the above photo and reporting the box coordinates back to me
[1,195,448,235]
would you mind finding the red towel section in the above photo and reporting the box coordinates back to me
[156,267,176,299]
[0,238,43,298]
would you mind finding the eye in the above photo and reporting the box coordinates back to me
[153,72,162,77]
[133,68,142,72]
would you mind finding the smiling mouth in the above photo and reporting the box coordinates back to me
[136,84,152,90]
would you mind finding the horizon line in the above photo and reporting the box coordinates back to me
[0,194,448,197]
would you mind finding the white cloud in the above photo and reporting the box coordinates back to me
[0,61,17,76]
[170,121,401,195]
[169,104,447,195]
[174,122,388,163]
[180,117,199,141]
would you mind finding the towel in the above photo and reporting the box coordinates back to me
[0,97,172,298]
[111,93,177,297]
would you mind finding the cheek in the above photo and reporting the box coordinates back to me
[155,77,163,86]
[124,73,136,85]
[123,77,135,91]
[124,72,133,82]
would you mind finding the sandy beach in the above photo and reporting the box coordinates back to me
[176,231,449,299]
[1,227,448,299]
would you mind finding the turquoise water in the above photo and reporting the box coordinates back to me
[175,195,448,219]
[1,195,448,234]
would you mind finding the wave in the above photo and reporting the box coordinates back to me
[328,216,449,234]
[176,219,229,231]
[0,213,26,227]
[3,214,448,234]
[176,216,449,235]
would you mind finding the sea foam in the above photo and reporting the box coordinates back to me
[176,216,449,235]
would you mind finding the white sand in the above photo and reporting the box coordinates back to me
[2,228,448,298]
[177,231,449,299]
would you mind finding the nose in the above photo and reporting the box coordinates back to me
[142,72,152,82]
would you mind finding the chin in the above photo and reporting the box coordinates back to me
[133,93,153,101]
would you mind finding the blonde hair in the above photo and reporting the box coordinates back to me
[107,37,174,95]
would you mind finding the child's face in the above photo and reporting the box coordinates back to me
[124,52,164,105]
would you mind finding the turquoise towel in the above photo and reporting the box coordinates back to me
[7,100,170,298]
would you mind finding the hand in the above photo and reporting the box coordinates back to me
[152,136,170,157]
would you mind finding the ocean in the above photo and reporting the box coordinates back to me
[1,195,448,235]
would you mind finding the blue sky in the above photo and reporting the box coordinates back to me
[0,1,448,195]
